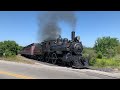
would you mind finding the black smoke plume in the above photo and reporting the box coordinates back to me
[38,11,76,42]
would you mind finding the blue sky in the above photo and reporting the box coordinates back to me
[0,11,120,47]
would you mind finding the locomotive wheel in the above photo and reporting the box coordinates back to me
[68,61,73,67]
[45,54,50,63]
[62,61,66,66]
[41,57,44,62]
[51,53,58,64]
[38,56,43,61]
[66,53,72,61]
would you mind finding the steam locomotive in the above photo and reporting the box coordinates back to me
[20,31,89,69]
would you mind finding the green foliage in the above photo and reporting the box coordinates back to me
[89,57,96,66]
[97,51,102,59]
[83,37,120,68]
[82,47,97,66]
[116,44,120,54]
[0,40,22,57]
[83,48,96,58]
[94,59,120,68]
[94,36,119,58]
[113,54,120,60]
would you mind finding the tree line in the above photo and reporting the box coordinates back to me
[83,36,120,66]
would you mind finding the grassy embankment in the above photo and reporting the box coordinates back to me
[90,54,120,70]
[83,48,120,70]
[0,55,35,64]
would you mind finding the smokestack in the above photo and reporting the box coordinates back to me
[71,31,75,41]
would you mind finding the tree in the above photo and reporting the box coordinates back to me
[94,36,119,58]
[0,40,22,57]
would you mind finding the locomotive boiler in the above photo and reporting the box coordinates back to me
[20,31,89,69]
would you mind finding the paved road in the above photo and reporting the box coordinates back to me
[0,60,119,79]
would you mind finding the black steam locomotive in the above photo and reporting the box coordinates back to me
[20,31,89,69]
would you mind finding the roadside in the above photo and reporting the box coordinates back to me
[0,60,120,79]
[89,58,120,73]
[0,55,120,74]
[90,66,120,73]
[0,55,36,65]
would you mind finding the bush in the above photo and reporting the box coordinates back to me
[94,36,119,58]
[4,50,16,57]
[82,47,97,66]
[0,40,22,57]
[89,57,97,66]
[94,59,120,68]
[95,59,106,67]
[116,44,120,54]
[97,51,102,59]
[113,54,120,60]
[107,49,116,58]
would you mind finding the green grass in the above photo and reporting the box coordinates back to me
[89,54,120,70]
[96,59,120,67]
[113,54,120,60]
[0,55,35,64]
[90,59,120,71]
[91,58,120,69]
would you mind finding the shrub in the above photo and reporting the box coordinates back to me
[116,44,120,54]
[94,59,120,68]
[89,57,97,66]
[0,40,22,57]
[82,47,97,66]
[97,51,102,59]
[94,36,119,58]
